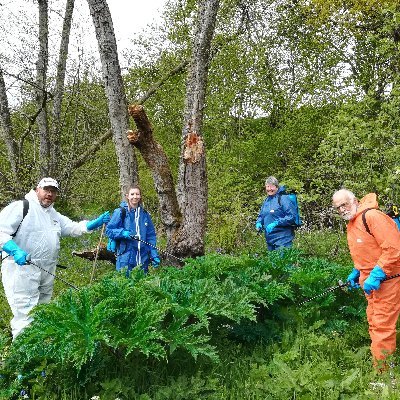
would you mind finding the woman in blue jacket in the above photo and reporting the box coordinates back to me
[106,185,160,273]
[255,176,297,251]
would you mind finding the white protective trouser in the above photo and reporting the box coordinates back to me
[1,260,55,339]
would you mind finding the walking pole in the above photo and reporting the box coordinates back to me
[90,223,105,283]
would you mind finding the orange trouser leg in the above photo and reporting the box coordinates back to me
[366,278,400,362]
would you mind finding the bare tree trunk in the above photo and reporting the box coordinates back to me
[86,0,138,194]
[50,0,75,177]
[0,68,21,196]
[36,0,50,177]
[173,0,220,258]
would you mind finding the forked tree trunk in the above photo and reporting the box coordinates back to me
[87,0,138,194]
[126,0,219,263]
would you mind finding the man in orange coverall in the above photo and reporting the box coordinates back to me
[332,189,400,367]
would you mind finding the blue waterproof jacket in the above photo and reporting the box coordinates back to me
[255,186,297,248]
[106,201,158,272]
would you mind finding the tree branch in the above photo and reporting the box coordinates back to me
[136,59,189,105]
[127,104,182,242]
[61,129,112,179]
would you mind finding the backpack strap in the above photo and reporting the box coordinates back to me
[113,207,127,252]
[277,192,284,206]
[120,206,126,224]
[11,199,29,237]
[361,208,377,236]
[277,191,292,206]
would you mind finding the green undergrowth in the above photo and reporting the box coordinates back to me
[0,249,398,399]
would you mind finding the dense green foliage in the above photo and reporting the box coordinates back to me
[1,236,398,399]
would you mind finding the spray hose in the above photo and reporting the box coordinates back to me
[130,235,185,264]
[299,271,400,306]
[27,259,78,290]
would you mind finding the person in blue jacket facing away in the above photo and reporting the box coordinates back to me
[106,185,160,274]
[255,176,297,251]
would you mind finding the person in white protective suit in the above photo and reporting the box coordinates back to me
[0,177,110,339]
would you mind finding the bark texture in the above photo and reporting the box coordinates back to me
[87,0,138,194]
[36,0,50,176]
[126,0,220,262]
[50,0,75,177]
[0,69,21,195]
[174,0,220,258]
[127,105,182,244]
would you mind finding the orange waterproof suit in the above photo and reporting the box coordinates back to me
[347,193,400,361]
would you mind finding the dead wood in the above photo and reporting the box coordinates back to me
[72,244,116,264]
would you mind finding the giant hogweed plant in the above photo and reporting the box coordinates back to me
[5,261,261,375]
[0,250,366,397]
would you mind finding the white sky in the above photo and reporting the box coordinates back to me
[71,0,168,68]
[107,0,167,52]
[0,0,168,105]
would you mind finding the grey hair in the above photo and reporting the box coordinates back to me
[265,176,279,187]
[332,189,356,203]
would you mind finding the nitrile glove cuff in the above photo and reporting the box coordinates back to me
[86,211,110,230]
[363,266,386,295]
[266,221,278,234]
[2,239,22,256]
[121,230,132,239]
[370,265,386,281]
[2,240,28,266]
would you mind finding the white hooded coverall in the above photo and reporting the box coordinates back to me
[0,190,89,338]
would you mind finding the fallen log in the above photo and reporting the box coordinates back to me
[72,244,116,265]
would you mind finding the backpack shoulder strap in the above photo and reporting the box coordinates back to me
[120,206,126,223]
[12,199,29,237]
[361,208,378,236]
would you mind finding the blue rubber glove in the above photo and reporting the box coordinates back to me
[255,222,263,232]
[106,238,116,252]
[266,221,278,234]
[2,240,28,266]
[363,266,386,295]
[152,256,161,268]
[86,211,110,230]
[122,230,133,240]
[346,268,360,290]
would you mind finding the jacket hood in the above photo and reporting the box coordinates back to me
[355,193,378,217]
[277,185,286,194]
[25,189,55,210]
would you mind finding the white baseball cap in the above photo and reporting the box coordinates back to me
[37,177,59,190]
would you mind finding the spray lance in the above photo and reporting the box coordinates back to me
[26,257,78,290]
[2,253,77,289]
[299,271,400,306]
